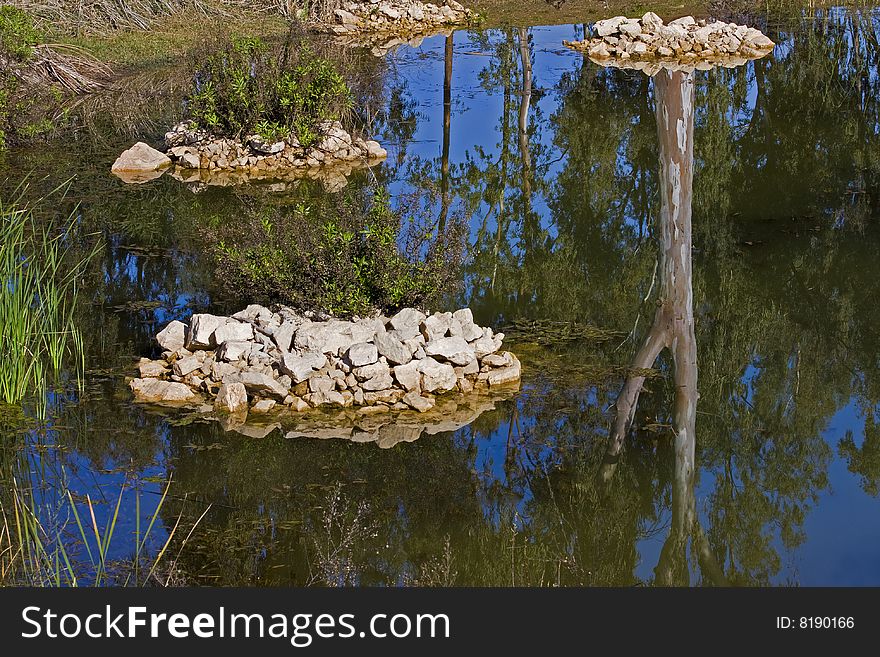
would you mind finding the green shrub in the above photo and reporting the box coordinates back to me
[187,35,352,147]
[0,5,42,61]
[204,188,465,318]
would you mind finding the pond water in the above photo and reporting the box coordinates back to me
[3,5,880,586]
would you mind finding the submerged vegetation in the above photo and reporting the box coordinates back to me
[207,188,465,316]
[187,34,352,145]
[0,192,99,417]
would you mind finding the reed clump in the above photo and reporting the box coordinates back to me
[0,191,99,418]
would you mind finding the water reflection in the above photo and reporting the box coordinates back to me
[3,8,880,585]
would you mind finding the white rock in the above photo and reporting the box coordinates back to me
[347,342,379,367]
[487,353,522,387]
[280,352,328,383]
[363,140,387,159]
[641,12,663,30]
[251,399,276,413]
[273,322,296,352]
[393,361,422,392]
[111,142,171,173]
[215,382,248,413]
[403,391,434,413]
[156,320,187,352]
[130,378,197,403]
[218,340,252,362]
[593,16,621,36]
[233,372,289,400]
[374,331,412,365]
[173,355,202,377]
[138,360,167,378]
[424,336,476,366]
[214,320,254,344]
[417,357,457,393]
[188,314,225,349]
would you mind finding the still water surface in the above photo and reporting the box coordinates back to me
[3,6,880,585]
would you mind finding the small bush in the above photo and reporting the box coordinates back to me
[187,35,352,147]
[0,5,42,61]
[203,188,465,318]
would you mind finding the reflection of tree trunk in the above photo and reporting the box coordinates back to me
[597,70,726,585]
[491,59,513,293]
[598,70,696,485]
[439,34,453,232]
[518,27,532,207]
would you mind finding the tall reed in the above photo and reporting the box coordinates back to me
[0,192,99,418]
[1,467,210,586]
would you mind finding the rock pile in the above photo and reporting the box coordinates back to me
[130,305,521,418]
[325,0,476,39]
[112,121,387,189]
[564,13,775,71]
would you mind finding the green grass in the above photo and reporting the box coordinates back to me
[0,188,100,419]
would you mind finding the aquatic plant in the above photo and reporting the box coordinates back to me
[186,34,352,146]
[0,192,99,417]
[206,187,465,317]
[0,469,208,586]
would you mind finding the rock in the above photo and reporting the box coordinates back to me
[215,382,249,413]
[424,336,476,366]
[487,354,522,387]
[364,389,404,405]
[177,150,201,169]
[362,371,395,391]
[393,361,421,392]
[188,314,225,349]
[130,378,197,403]
[294,320,374,355]
[421,313,452,341]
[470,334,498,358]
[272,322,297,352]
[374,331,412,365]
[619,21,642,37]
[335,8,360,24]
[669,16,696,26]
[233,372,289,400]
[595,15,626,37]
[751,34,775,48]
[407,5,424,20]
[214,321,254,344]
[251,399,276,413]
[289,396,310,412]
[308,390,346,407]
[347,342,379,367]
[218,340,252,362]
[247,136,285,154]
[111,142,171,179]
[631,41,648,55]
[363,140,387,159]
[482,353,510,368]
[641,11,663,30]
[417,357,458,393]
[589,42,610,59]
[308,375,335,394]
[380,5,400,19]
[353,360,390,381]
[138,360,167,378]
[390,308,425,332]
[173,355,202,377]
[156,320,187,352]
[280,352,328,383]
[403,392,434,413]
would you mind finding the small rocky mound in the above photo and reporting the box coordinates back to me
[111,121,386,189]
[324,0,476,39]
[564,13,775,71]
[130,305,521,418]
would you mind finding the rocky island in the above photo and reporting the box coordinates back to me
[130,305,521,420]
[564,13,776,72]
